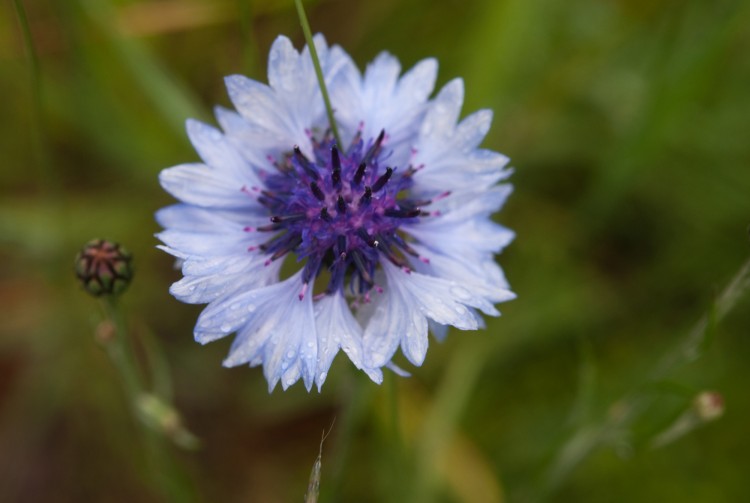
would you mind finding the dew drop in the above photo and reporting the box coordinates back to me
[246,303,257,313]
[286,350,296,359]
[307,341,315,348]
[450,286,471,301]
[319,371,327,381]
[281,361,289,370]
[220,323,232,333]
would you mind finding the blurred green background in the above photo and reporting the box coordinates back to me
[2,0,749,501]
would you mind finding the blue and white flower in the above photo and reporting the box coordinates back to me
[157,35,515,392]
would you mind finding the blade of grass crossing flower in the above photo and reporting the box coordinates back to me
[294,0,342,147]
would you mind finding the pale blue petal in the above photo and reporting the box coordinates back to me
[195,270,317,391]
[314,292,382,390]
[364,261,491,367]
[159,163,257,209]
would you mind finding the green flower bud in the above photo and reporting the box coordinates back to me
[75,239,133,297]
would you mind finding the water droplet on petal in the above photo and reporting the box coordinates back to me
[247,303,256,313]
[450,286,471,301]
[286,350,296,359]
[319,371,327,381]
[220,323,232,333]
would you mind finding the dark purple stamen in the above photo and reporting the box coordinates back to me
[361,129,385,166]
[384,207,421,219]
[294,146,319,179]
[357,228,377,247]
[359,186,372,205]
[248,131,440,297]
[337,195,347,214]
[372,167,393,192]
[353,162,366,185]
[331,146,342,188]
[310,182,325,201]
[270,214,305,223]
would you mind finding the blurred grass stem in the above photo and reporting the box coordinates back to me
[539,255,750,498]
[79,0,208,136]
[410,340,488,503]
[99,298,198,501]
[12,0,59,194]
[328,376,374,502]
[101,298,143,401]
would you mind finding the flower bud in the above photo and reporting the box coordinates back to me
[75,239,133,297]
[693,391,724,422]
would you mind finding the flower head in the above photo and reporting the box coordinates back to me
[76,239,133,297]
[157,35,515,392]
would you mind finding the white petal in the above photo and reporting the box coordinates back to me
[363,261,493,367]
[362,276,428,367]
[267,35,301,94]
[159,163,257,209]
[409,243,515,312]
[419,78,464,140]
[170,256,282,304]
[314,292,382,390]
[405,213,515,258]
[185,119,262,184]
[194,270,316,391]
[224,75,286,134]
[412,78,512,194]
[155,204,266,232]
[426,185,514,222]
[214,106,293,169]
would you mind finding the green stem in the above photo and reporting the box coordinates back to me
[101,298,143,402]
[99,299,197,502]
[294,0,342,146]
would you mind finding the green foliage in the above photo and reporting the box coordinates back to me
[2,0,750,501]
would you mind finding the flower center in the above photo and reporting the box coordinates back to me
[246,130,442,297]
